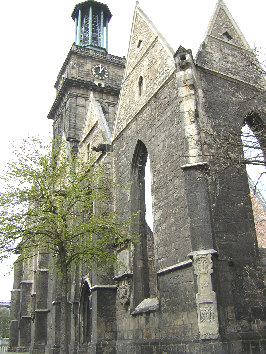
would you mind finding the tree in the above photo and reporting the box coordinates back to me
[0,137,134,353]
[0,307,9,339]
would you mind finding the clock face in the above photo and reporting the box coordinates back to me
[91,64,109,80]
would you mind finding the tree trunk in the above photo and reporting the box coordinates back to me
[60,264,69,354]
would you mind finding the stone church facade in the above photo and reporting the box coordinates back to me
[9,0,265,353]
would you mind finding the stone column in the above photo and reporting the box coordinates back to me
[189,250,219,339]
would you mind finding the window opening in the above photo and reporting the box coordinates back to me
[131,141,156,308]
[222,31,233,41]
[241,120,266,248]
[241,123,266,199]
[138,76,143,96]
[92,10,102,47]
[145,156,153,232]
[137,39,143,48]
[79,282,92,344]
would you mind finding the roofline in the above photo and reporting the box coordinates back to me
[71,1,112,21]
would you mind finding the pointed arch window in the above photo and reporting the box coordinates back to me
[131,141,156,309]
[79,282,92,344]
[241,115,266,247]
[241,115,266,197]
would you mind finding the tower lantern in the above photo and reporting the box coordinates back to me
[71,0,112,52]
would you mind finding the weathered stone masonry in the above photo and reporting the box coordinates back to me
[9,1,265,353]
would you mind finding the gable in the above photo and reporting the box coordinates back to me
[196,0,265,88]
[80,92,111,146]
[113,5,176,140]
[206,0,250,50]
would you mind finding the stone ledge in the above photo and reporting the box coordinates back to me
[188,249,218,258]
[157,260,192,275]
[90,285,117,291]
[131,297,159,316]
[181,161,208,170]
[113,273,133,281]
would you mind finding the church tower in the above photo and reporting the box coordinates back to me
[48,0,125,153]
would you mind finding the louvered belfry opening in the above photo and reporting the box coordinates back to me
[72,1,112,52]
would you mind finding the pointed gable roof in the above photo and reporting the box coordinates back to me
[113,3,176,140]
[125,2,174,78]
[196,0,264,87]
[204,0,250,50]
[80,92,111,145]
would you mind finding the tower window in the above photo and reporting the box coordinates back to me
[138,76,143,96]
[137,39,143,48]
[222,31,233,41]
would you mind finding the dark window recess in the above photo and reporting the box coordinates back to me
[79,282,92,344]
[137,39,142,48]
[131,141,156,308]
[138,76,143,96]
[222,31,233,41]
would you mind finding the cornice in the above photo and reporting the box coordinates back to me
[47,78,121,120]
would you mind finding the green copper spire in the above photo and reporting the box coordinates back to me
[72,1,112,52]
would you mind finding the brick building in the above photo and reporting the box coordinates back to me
[9,0,265,353]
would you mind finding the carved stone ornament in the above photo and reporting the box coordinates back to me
[117,279,131,307]
[191,251,219,340]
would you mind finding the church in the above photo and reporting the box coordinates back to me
[9,0,266,353]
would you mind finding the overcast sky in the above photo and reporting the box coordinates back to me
[0,0,265,301]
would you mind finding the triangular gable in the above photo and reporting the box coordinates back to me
[202,0,250,50]
[125,3,174,78]
[80,92,111,144]
[195,0,265,87]
[113,3,176,140]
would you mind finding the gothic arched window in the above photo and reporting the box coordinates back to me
[131,141,156,308]
[79,282,92,344]
[241,114,266,196]
[241,114,266,247]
